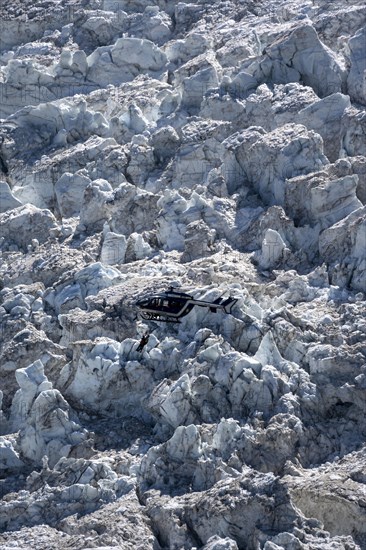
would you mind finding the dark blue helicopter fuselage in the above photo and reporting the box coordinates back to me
[135,289,237,322]
[136,291,195,319]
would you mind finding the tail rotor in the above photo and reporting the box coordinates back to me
[221,297,237,314]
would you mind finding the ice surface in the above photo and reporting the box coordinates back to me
[0,0,365,548]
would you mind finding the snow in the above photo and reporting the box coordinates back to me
[0,0,365,548]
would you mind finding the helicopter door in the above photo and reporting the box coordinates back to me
[168,300,183,313]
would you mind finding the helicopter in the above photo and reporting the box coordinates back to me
[135,287,237,323]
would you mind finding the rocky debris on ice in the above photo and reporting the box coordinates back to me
[0,204,59,252]
[297,92,351,162]
[253,24,345,98]
[202,84,365,165]
[0,390,23,470]
[0,19,171,116]
[8,359,89,467]
[79,179,159,235]
[57,281,141,344]
[144,469,360,550]
[285,171,362,230]
[45,261,122,314]
[100,224,127,265]
[1,0,366,548]
[0,485,159,549]
[254,228,291,270]
[0,454,135,532]
[340,105,366,158]
[351,156,366,205]
[0,181,22,213]
[58,308,117,347]
[319,206,366,291]
[314,3,366,51]
[7,99,109,157]
[155,188,239,253]
[0,239,91,290]
[223,123,328,204]
[5,361,48,419]
[0,320,65,411]
[55,171,92,218]
[150,124,181,165]
[181,219,216,263]
[0,134,126,210]
[0,391,6,433]
[287,447,366,549]
[87,37,167,87]
[0,437,24,471]
[141,331,318,472]
[347,26,366,106]
[58,332,178,419]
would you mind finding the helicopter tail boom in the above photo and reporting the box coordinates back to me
[209,296,223,313]
[194,296,237,314]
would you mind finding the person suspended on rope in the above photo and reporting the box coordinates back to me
[136,331,150,352]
